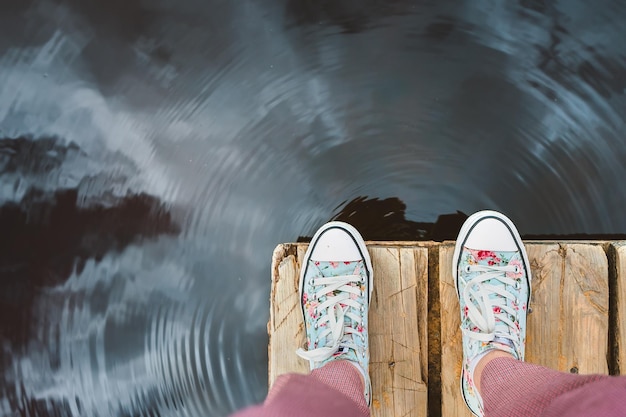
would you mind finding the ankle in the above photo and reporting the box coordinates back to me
[473,350,515,395]
[346,360,366,389]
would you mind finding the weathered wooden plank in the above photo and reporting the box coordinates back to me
[525,243,609,374]
[269,243,429,417]
[610,241,626,373]
[368,246,428,417]
[268,244,308,385]
[439,243,609,417]
[438,243,472,417]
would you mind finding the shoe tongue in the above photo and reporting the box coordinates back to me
[493,336,515,350]
[330,344,353,360]
[336,345,350,355]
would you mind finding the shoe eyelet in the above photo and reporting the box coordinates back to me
[310,279,315,286]
[360,276,365,283]
[314,323,318,329]
[465,265,471,273]
[514,266,520,274]
[515,281,521,290]
[361,334,365,341]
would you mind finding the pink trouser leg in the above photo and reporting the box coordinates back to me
[481,357,626,417]
[232,361,369,417]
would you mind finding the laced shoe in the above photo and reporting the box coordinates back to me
[296,221,373,406]
[452,210,532,416]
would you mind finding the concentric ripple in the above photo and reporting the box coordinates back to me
[1,0,626,416]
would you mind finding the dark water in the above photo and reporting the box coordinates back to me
[1,0,625,416]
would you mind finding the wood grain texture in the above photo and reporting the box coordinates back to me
[368,246,428,417]
[268,244,308,385]
[525,243,609,374]
[439,243,610,417]
[438,243,472,417]
[269,243,429,417]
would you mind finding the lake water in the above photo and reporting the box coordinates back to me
[1,0,625,416]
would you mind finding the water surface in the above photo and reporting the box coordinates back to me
[1,0,625,416]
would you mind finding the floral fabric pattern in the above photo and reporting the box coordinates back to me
[301,259,369,371]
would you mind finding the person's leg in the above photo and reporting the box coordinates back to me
[233,360,368,417]
[232,221,373,416]
[478,355,626,417]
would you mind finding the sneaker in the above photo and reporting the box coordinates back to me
[452,210,532,417]
[296,221,374,405]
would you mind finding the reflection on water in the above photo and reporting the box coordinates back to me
[1,0,625,416]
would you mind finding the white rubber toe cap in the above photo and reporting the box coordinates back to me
[464,217,519,252]
[309,225,363,262]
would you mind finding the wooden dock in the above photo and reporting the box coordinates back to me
[268,241,626,417]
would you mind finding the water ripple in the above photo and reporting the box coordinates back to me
[1,0,626,416]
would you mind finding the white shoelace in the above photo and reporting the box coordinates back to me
[462,264,522,351]
[297,274,365,363]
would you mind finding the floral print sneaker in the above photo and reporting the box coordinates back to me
[296,221,374,406]
[452,210,532,417]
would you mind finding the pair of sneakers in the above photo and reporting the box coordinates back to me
[296,210,531,416]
